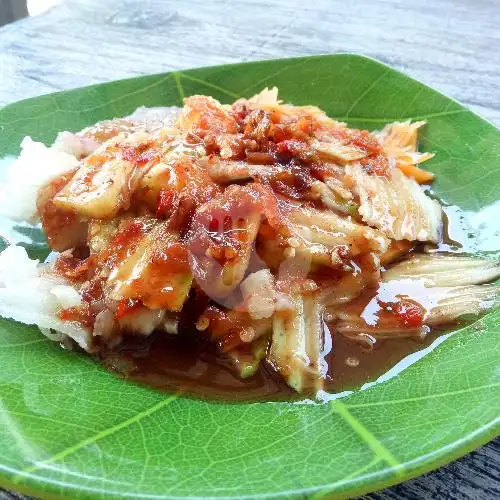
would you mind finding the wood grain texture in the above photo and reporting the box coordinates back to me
[0,0,28,28]
[0,0,499,124]
[0,0,498,499]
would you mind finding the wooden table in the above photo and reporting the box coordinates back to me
[0,0,498,498]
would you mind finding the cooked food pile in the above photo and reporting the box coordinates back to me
[0,89,498,393]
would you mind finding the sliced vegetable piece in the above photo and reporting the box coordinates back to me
[204,158,279,184]
[334,315,427,341]
[205,158,252,183]
[268,293,326,392]
[285,205,389,267]
[309,180,359,215]
[375,120,435,171]
[312,139,368,163]
[107,221,192,311]
[426,284,499,325]
[346,163,442,242]
[227,335,271,378]
[333,280,499,340]
[398,163,434,184]
[324,175,356,201]
[136,152,217,214]
[256,222,287,272]
[37,169,88,252]
[54,132,162,219]
[240,269,276,319]
[380,240,414,266]
[383,254,500,286]
[319,252,381,306]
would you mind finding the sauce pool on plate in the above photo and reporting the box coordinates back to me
[97,196,495,402]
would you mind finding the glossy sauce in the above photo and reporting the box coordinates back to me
[2,149,492,402]
[98,196,490,402]
[100,322,447,402]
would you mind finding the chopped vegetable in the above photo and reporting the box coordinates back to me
[333,280,499,340]
[54,132,161,219]
[268,293,326,392]
[346,164,442,242]
[187,185,263,299]
[240,269,276,319]
[426,284,499,324]
[107,221,192,311]
[397,163,435,183]
[227,335,271,378]
[383,254,500,286]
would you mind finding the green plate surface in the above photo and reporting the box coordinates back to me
[0,54,498,499]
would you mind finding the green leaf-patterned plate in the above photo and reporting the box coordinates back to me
[0,55,498,499]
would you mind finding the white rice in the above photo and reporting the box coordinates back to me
[0,137,79,222]
[0,245,90,350]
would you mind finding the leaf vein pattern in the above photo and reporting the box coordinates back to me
[172,72,185,104]
[331,400,402,471]
[11,394,179,483]
[178,73,241,99]
[343,69,391,117]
